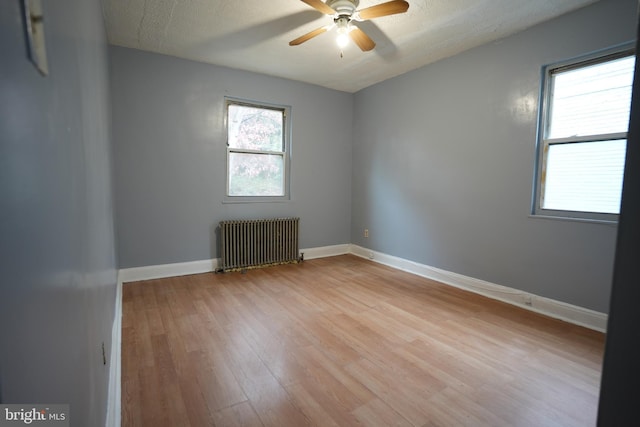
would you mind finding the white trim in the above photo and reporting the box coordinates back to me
[119,259,218,283]
[118,245,351,283]
[105,272,123,427]
[301,244,351,260]
[349,245,608,332]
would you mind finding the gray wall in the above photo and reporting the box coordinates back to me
[351,0,637,313]
[0,0,117,426]
[110,47,353,268]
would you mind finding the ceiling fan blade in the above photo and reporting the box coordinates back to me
[357,0,409,20]
[349,27,376,51]
[300,0,336,15]
[289,26,330,46]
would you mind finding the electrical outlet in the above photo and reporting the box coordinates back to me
[364,229,369,238]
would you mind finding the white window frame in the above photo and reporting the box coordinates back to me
[532,44,635,223]
[224,97,291,203]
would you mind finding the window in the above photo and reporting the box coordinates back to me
[533,45,635,221]
[225,98,290,201]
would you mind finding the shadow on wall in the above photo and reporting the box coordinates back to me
[210,223,221,261]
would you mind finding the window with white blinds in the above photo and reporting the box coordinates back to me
[534,46,635,221]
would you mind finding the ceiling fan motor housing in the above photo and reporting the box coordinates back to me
[327,0,359,17]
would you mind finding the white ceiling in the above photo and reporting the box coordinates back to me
[102,0,598,93]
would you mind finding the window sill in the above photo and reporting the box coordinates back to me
[528,214,618,226]
[222,196,290,204]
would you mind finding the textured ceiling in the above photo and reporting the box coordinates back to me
[102,0,598,93]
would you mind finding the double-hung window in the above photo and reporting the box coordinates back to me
[533,45,635,222]
[225,98,291,201]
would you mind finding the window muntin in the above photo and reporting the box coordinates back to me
[534,47,635,221]
[225,99,290,200]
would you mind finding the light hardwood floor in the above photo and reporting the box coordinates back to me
[122,255,604,426]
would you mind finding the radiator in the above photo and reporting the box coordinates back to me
[219,217,300,272]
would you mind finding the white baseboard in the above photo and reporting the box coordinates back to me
[301,244,351,260]
[119,258,218,283]
[105,272,123,427]
[118,245,352,283]
[350,245,607,332]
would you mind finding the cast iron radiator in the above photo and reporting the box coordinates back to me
[219,217,300,272]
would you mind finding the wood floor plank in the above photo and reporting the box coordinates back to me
[345,358,435,426]
[284,380,353,427]
[131,303,155,369]
[176,374,216,427]
[420,385,509,427]
[351,398,412,427]
[295,344,375,407]
[189,350,248,412]
[137,366,175,427]
[122,255,604,427]
[212,401,264,427]
[121,377,142,427]
[284,310,363,366]
[471,383,567,427]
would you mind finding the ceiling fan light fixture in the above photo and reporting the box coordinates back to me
[335,16,350,47]
[336,31,349,48]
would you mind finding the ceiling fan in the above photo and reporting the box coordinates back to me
[290,0,410,52]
